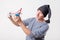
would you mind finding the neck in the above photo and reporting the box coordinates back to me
[36,18,45,22]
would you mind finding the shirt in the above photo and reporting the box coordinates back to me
[23,17,49,40]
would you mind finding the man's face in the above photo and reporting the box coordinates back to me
[36,10,44,20]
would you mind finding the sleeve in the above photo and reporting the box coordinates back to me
[23,18,34,26]
[28,24,49,38]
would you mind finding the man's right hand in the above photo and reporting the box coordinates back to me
[8,12,20,26]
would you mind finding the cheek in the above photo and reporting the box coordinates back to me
[40,14,43,16]
[39,14,44,18]
[36,13,40,17]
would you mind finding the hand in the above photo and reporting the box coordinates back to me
[14,8,23,25]
[8,12,20,26]
[15,16,23,25]
[8,8,23,26]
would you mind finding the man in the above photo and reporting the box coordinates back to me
[8,5,51,40]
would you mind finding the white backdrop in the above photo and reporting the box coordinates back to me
[0,0,60,40]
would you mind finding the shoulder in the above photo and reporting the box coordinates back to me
[27,17,35,21]
[23,17,35,23]
[44,23,49,29]
[42,22,49,29]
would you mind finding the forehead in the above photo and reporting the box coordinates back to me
[37,10,43,14]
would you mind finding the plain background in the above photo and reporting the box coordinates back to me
[0,0,60,40]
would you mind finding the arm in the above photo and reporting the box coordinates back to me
[19,22,31,35]
[8,15,32,35]
[17,18,34,35]
[28,24,49,38]
[19,22,49,38]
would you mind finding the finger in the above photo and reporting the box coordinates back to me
[8,15,12,18]
[8,16,12,19]
[9,12,12,17]
[8,14,12,19]
[15,17,21,22]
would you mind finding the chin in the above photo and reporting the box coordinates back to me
[38,17,43,20]
[36,16,42,20]
[37,18,40,20]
